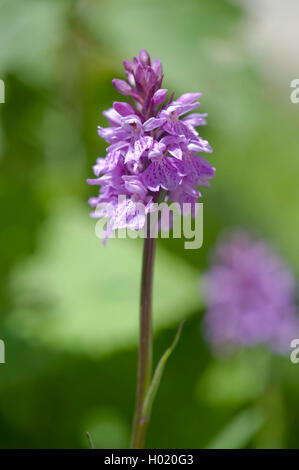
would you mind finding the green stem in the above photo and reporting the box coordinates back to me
[130,223,156,449]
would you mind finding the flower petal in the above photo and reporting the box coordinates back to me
[143,117,165,131]
[152,89,168,107]
[176,92,202,103]
[113,101,135,116]
[112,79,133,96]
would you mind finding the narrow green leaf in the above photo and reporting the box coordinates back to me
[206,408,265,449]
[86,431,95,449]
[142,321,184,422]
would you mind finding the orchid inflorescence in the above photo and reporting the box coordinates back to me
[87,49,215,241]
[204,231,299,354]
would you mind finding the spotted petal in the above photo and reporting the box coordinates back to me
[142,158,182,191]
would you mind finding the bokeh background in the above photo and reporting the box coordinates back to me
[1,0,299,449]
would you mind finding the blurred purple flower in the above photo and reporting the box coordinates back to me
[204,231,299,354]
[87,49,215,241]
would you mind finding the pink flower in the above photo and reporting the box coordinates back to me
[87,50,215,240]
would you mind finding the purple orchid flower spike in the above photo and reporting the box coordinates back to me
[87,50,215,239]
[87,50,215,450]
[203,230,299,355]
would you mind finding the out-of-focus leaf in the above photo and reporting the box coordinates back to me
[196,350,271,407]
[0,0,68,84]
[6,201,200,357]
[0,120,5,157]
[216,108,299,272]
[81,409,129,449]
[207,408,265,449]
[254,386,286,449]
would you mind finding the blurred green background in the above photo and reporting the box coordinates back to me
[1,0,299,449]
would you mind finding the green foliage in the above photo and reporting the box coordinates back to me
[6,201,198,356]
[207,408,265,449]
[196,349,271,407]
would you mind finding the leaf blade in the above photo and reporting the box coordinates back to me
[142,321,184,422]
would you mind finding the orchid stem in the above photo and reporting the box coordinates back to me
[130,219,156,449]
